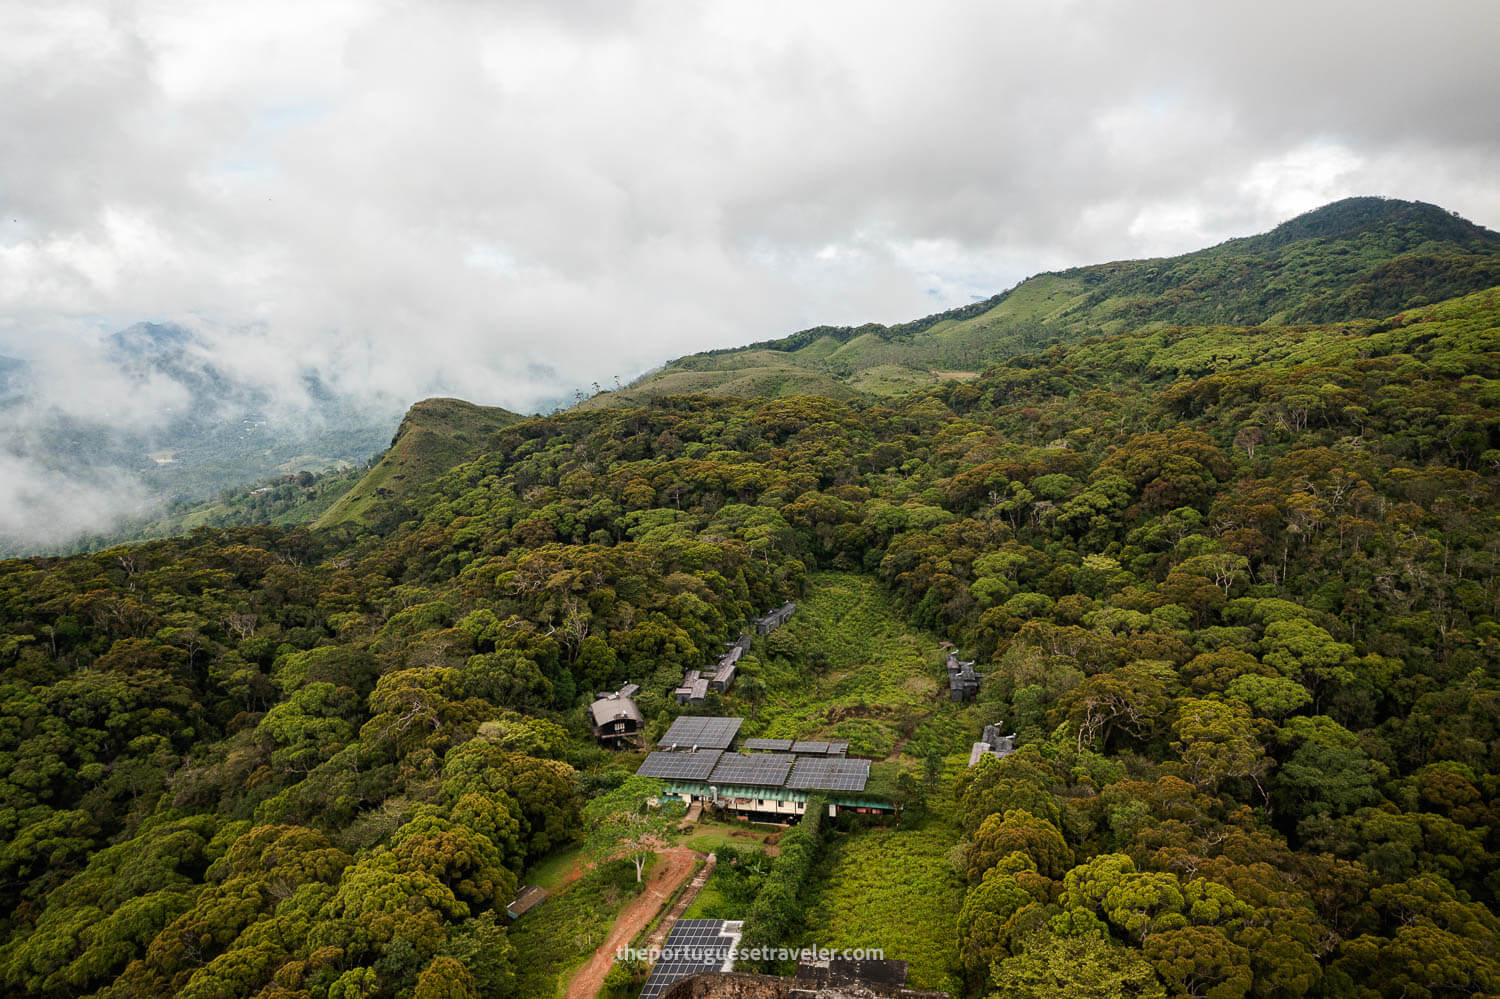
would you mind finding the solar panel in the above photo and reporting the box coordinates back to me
[659,716,743,750]
[638,919,740,999]
[785,756,870,792]
[827,741,850,756]
[791,740,830,755]
[636,750,724,782]
[743,737,794,752]
[709,752,795,787]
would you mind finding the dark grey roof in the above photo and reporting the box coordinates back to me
[506,885,548,917]
[637,749,724,781]
[786,756,870,792]
[638,920,740,999]
[658,715,743,750]
[709,752,796,787]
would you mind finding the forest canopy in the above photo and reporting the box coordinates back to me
[2,273,1499,997]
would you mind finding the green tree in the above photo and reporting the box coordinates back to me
[990,928,1166,999]
[582,777,684,883]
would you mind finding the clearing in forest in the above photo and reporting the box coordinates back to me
[800,819,966,995]
[724,570,983,763]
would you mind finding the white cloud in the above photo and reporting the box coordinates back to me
[0,451,153,550]
[0,0,1498,545]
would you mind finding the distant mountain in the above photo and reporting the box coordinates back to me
[583,197,1500,408]
[0,322,403,555]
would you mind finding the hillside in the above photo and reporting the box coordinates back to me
[51,465,373,554]
[586,197,1500,408]
[1,223,1499,996]
[315,396,526,528]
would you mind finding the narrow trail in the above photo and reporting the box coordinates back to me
[564,846,701,999]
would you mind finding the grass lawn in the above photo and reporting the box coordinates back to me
[508,856,650,998]
[676,817,784,854]
[524,842,587,892]
[799,817,966,995]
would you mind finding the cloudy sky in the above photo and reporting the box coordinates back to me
[2,0,1499,542]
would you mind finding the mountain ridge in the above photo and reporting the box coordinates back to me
[314,396,526,529]
[579,196,1500,410]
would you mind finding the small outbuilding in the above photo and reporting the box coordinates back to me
[590,682,644,747]
[753,602,796,635]
[946,651,981,702]
[505,885,548,920]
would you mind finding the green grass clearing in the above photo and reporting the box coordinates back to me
[676,817,785,854]
[723,571,985,764]
[800,818,965,995]
[524,842,587,892]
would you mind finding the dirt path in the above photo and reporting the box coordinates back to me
[646,852,717,951]
[564,846,701,999]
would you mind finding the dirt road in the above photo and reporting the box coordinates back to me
[564,846,701,999]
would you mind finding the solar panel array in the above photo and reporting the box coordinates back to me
[827,741,850,756]
[786,756,871,791]
[659,716,743,749]
[638,919,737,999]
[791,740,829,755]
[709,752,795,787]
[637,749,723,782]
[742,737,793,752]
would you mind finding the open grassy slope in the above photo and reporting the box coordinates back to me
[316,396,525,528]
[721,571,986,763]
[583,197,1500,407]
[801,818,966,994]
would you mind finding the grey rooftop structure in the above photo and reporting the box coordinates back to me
[658,715,743,750]
[968,721,1016,766]
[946,651,981,702]
[753,602,796,635]
[589,682,644,746]
[676,631,750,703]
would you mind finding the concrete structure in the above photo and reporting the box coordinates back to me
[710,661,737,693]
[641,719,890,822]
[655,778,893,822]
[945,652,980,702]
[753,602,796,635]
[967,721,1016,766]
[676,670,710,706]
[678,631,751,702]
[590,682,644,746]
[796,959,916,992]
